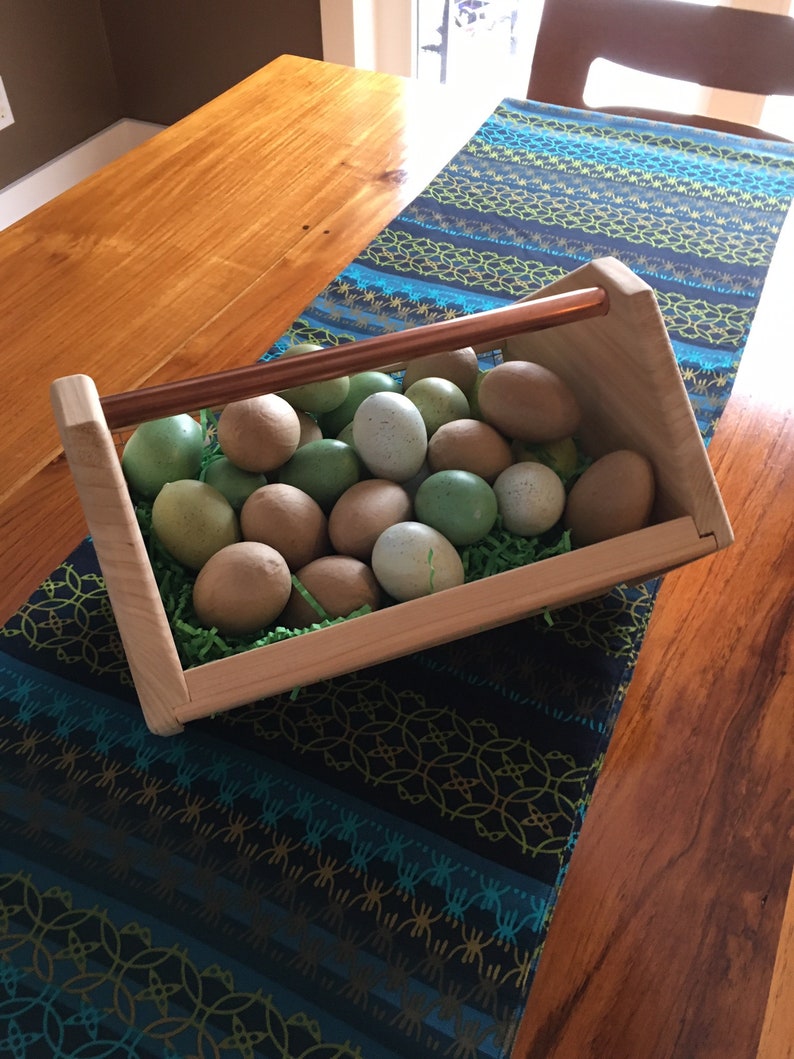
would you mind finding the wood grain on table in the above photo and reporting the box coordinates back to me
[0,54,496,619]
[0,54,790,1059]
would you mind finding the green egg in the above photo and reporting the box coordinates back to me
[414,470,498,546]
[202,456,267,512]
[277,438,361,513]
[318,370,401,438]
[277,343,350,414]
[151,479,240,570]
[121,414,204,500]
[404,376,470,436]
[511,436,579,480]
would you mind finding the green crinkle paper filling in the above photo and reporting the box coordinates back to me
[134,403,583,670]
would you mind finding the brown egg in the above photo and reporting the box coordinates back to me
[427,418,512,483]
[217,394,301,472]
[282,555,381,628]
[240,482,329,570]
[328,479,413,562]
[192,541,292,637]
[564,449,656,546]
[401,346,480,396]
[295,410,323,448]
[477,361,581,442]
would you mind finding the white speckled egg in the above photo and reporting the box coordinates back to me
[352,392,427,482]
[493,462,566,537]
[371,521,464,602]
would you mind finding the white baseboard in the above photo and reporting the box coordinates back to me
[0,119,165,231]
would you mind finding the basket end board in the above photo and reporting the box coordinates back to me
[503,257,734,552]
[50,374,186,736]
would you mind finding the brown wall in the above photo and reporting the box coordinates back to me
[100,0,324,125]
[0,0,323,190]
[0,0,121,188]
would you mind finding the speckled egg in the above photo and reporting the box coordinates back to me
[414,470,498,546]
[352,392,427,482]
[151,479,240,570]
[371,521,464,602]
[318,370,402,438]
[404,377,470,436]
[121,414,204,500]
[492,462,566,537]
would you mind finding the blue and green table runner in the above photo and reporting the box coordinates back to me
[2,100,794,1058]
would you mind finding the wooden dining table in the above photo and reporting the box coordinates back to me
[0,53,790,1059]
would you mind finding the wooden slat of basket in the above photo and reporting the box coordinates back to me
[177,516,716,723]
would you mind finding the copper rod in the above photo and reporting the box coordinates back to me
[101,286,608,429]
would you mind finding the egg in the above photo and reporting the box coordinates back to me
[352,392,427,482]
[240,482,329,570]
[281,555,382,628]
[328,479,413,561]
[492,462,566,537]
[564,449,655,546]
[371,521,465,602]
[151,479,240,570]
[277,343,350,414]
[427,418,512,483]
[277,438,361,513]
[318,370,402,438]
[414,470,498,546]
[202,456,267,512]
[401,346,479,396]
[511,436,579,480]
[192,541,292,636]
[478,361,581,442]
[404,377,470,436]
[296,410,323,448]
[121,414,204,500]
[217,394,301,472]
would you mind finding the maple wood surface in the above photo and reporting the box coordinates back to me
[0,54,791,1058]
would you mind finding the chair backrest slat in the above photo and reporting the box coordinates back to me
[527,0,794,140]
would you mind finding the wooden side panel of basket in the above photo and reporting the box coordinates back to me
[50,374,188,735]
[502,256,733,548]
[51,257,732,735]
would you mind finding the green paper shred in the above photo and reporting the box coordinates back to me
[291,575,331,622]
[133,407,580,670]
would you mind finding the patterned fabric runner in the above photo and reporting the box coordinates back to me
[2,100,794,1059]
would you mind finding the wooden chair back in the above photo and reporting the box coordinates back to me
[527,0,794,140]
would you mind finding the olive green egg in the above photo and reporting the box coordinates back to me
[277,343,350,414]
[121,414,204,500]
[202,456,267,512]
[277,438,361,513]
[151,479,240,570]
